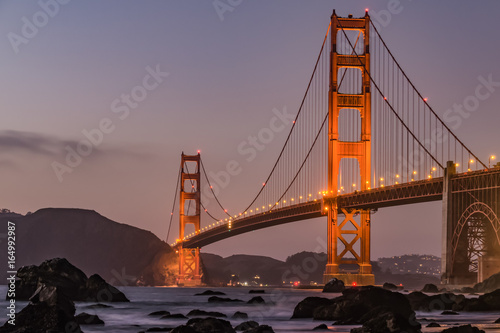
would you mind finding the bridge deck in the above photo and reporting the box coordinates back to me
[180,169,498,249]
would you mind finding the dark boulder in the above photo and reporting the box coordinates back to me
[427,322,441,327]
[185,317,235,333]
[421,283,440,293]
[291,297,333,318]
[442,310,459,315]
[195,290,226,296]
[477,288,500,310]
[235,321,259,331]
[495,318,500,323]
[313,323,329,330]
[85,303,112,309]
[247,296,265,304]
[75,312,104,325]
[232,311,248,319]
[144,328,175,332]
[85,273,129,302]
[11,258,87,301]
[312,286,420,333]
[8,258,129,302]
[406,291,461,311]
[0,285,82,333]
[473,272,500,293]
[382,282,398,291]
[208,296,244,303]
[244,325,274,333]
[249,290,265,294]
[441,324,485,333]
[322,278,345,293]
[187,309,227,318]
[171,325,198,333]
[149,310,170,316]
[460,287,474,294]
[161,313,187,319]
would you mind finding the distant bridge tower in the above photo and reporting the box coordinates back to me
[324,11,375,285]
[178,153,202,286]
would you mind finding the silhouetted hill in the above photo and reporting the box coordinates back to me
[0,208,177,285]
[201,251,441,289]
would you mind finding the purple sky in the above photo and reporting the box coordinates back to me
[1,1,499,261]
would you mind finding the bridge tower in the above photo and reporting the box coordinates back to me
[178,152,202,286]
[324,11,375,285]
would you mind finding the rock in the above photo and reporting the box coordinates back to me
[75,312,105,325]
[185,317,235,333]
[0,285,82,333]
[427,322,441,327]
[495,317,500,323]
[473,272,500,293]
[161,313,187,319]
[477,289,500,310]
[442,310,459,315]
[85,303,113,309]
[382,282,398,291]
[244,325,274,333]
[171,325,198,333]
[149,310,171,316]
[322,278,345,293]
[195,290,226,296]
[11,258,87,301]
[249,290,265,294]
[232,311,248,319]
[235,321,259,331]
[461,287,474,294]
[421,283,440,293]
[187,309,227,318]
[441,324,485,333]
[292,297,333,318]
[85,273,129,302]
[247,296,265,304]
[406,291,462,311]
[208,296,244,303]
[7,258,129,302]
[312,286,421,333]
[313,323,329,330]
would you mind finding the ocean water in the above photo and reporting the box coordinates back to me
[1,286,499,332]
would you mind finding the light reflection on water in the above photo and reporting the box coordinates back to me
[0,286,499,332]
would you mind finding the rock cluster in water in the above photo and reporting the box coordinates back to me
[0,257,129,333]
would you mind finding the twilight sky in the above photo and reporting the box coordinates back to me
[1,1,499,261]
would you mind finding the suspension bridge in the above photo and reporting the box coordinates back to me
[167,10,500,287]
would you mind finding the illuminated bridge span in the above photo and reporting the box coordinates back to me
[168,10,500,286]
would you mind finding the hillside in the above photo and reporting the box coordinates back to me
[0,208,177,285]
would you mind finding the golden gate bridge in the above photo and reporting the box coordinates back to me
[167,10,500,287]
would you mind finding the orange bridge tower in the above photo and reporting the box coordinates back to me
[178,152,202,286]
[324,11,375,286]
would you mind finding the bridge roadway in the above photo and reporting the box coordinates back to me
[180,169,497,249]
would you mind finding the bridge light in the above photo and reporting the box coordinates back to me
[250,210,253,213]
[283,200,286,203]
[352,183,356,187]
[455,163,459,167]
[470,159,474,164]
[396,174,400,178]
[299,196,303,199]
[256,208,259,211]
[380,177,384,181]
[395,182,398,185]
[224,209,227,212]
[197,150,200,154]
[424,98,428,102]
[262,182,266,186]
[309,194,312,197]
[365,8,369,12]
[432,167,436,171]
[428,175,432,179]
[291,198,294,202]
[269,204,272,207]
[384,97,387,100]
[324,207,328,211]
[413,171,417,175]
[381,184,384,187]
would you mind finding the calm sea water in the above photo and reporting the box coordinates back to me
[0,286,499,332]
